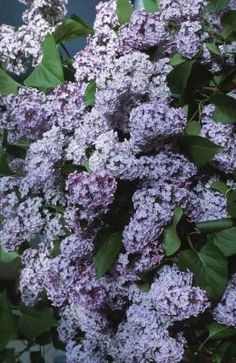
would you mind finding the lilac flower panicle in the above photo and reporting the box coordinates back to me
[201,105,236,173]
[176,21,204,59]
[20,246,50,305]
[66,171,117,220]
[129,101,187,152]
[159,0,206,20]
[0,87,48,142]
[214,273,236,327]
[119,10,168,53]
[108,266,209,363]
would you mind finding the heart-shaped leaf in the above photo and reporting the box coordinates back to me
[54,15,92,43]
[178,242,228,299]
[211,94,236,124]
[143,0,160,12]
[117,0,134,25]
[208,322,236,340]
[24,35,64,90]
[0,68,20,96]
[207,0,230,13]
[211,227,236,257]
[179,135,222,167]
[93,230,123,277]
[163,207,183,256]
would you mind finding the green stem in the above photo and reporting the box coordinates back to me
[60,43,71,59]
[15,341,35,358]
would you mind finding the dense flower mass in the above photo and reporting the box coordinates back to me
[0,0,236,362]
[214,273,236,327]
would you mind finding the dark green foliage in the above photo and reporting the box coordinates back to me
[163,207,183,256]
[178,242,228,299]
[179,135,222,167]
[93,230,123,277]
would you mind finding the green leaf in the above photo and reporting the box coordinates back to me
[208,322,236,340]
[24,35,64,90]
[185,121,201,136]
[227,189,236,218]
[53,15,92,43]
[221,10,236,40]
[211,181,228,195]
[205,42,222,56]
[196,218,236,233]
[18,305,56,340]
[0,214,4,224]
[0,68,20,96]
[143,0,159,12]
[211,94,236,124]
[93,230,123,277]
[0,292,16,350]
[163,207,183,256]
[0,145,13,176]
[116,0,134,25]
[84,79,96,107]
[0,249,20,264]
[137,281,151,292]
[167,60,195,98]
[207,0,230,13]
[170,54,186,66]
[178,242,228,299]
[61,163,87,177]
[179,135,222,167]
[211,227,236,257]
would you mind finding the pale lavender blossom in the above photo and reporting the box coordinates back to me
[45,82,86,132]
[0,197,44,251]
[20,245,50,305]
[60,232,94,261]
[0,87,48,142]
[24,126,65,187]
[119,10,168,53]
[160,0,206,20]
[201,105,236,173]
[187,177,228,222]
[129,101,187,152]
[214,273,236,327]
[66,171,117,220]
[176,21,204,59]
[109,265,208,363]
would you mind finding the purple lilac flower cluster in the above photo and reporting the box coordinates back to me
[214,273,236,327]
[0,0,236,362]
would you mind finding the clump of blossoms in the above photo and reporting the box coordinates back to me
[0,0,236,362]
[0,0,67,74]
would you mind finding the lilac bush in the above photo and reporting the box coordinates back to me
[0,0,236,362]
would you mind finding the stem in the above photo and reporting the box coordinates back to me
[188,108,199,123]
[15,341,35,358]
[202,86,218,92]
[60,43,71,59]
